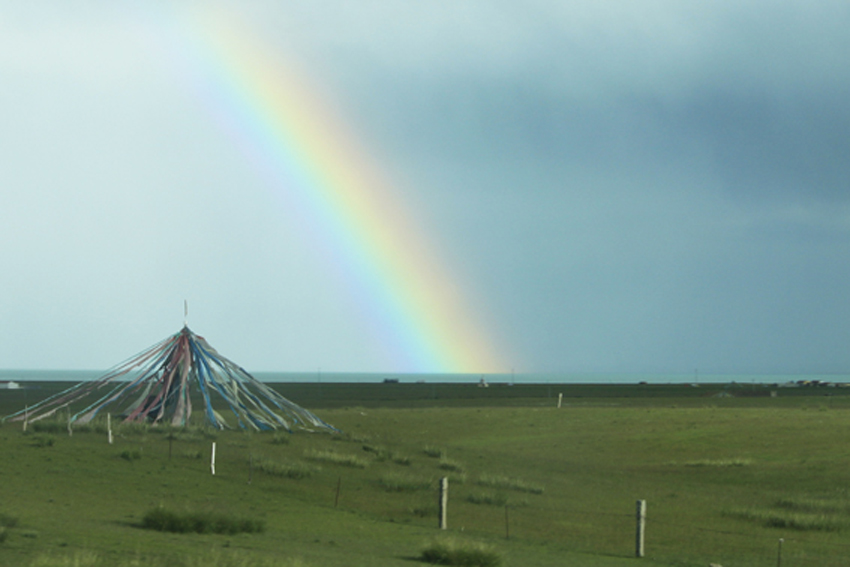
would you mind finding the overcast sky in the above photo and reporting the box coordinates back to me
[1,1,849,376]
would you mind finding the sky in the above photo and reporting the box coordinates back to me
[1,1,849,376]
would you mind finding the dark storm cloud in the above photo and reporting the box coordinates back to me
[311,1,850,207]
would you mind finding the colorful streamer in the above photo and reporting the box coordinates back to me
[5,327,334,432]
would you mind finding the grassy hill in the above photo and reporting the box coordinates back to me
[1,382,850,566]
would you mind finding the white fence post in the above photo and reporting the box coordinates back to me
[211,442,217,475]
[636,499,646,558]
[439,477,448,529]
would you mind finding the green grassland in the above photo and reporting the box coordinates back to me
[2,381,850,566]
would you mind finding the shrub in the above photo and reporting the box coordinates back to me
[363,444,411,465]
[254,458,318,480]
[438,458,464,473]
[141,506,264,535]
[725,507,844,532]
[412,506,437,518]
[423,446,446,459]
[420,538,502,567]
[28,551,101,566]
[682,458,753,467]
[362,444,392,461]
[119,448,142,461]
[304,449,368,469]
[775,496,850,514]
[476,474,544,495]
[377,473,432,492]
[466,492,508,507]
[446,472,467,485]
[270,432,291,445]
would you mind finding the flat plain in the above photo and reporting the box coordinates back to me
[2,381,850,566]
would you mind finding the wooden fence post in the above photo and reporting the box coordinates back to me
[439,477,448,529]
[557,393,563,408]
[107,413,113,445]
[636,499,646,558]
[211,442,216,475]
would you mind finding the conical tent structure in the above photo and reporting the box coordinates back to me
[6,326,335,432]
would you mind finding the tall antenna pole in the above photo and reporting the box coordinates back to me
[184,299,188,327]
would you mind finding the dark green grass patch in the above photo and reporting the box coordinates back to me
[420,538,502,567]
[0,513,19,529]
[141,506,265,535]
[0,515,14,546]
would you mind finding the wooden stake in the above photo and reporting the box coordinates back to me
[777,538,784,567]
[211,442,216,475]
[107,413,113,445]
[636,500,646,558]
[557,393,563,408]
[439,477,448,530]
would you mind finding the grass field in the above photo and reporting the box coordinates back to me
[2,381,850,566]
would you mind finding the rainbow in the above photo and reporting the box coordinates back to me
[174,9,506,373]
